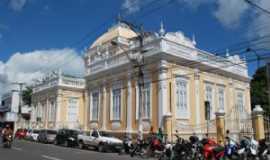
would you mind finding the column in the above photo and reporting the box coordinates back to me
[164,113,172,142]
[56,89,62,129]
[126,75,132,134]
[252,105,265,141]
[83,90,89,131]
[45,97,49,129]
[216,109,225,145]
[158,60,168,128]
[101,83,107,130]
[194,69,201,131]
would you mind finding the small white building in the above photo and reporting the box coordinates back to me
[0,91,20,129]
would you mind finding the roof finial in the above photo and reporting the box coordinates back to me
[226,48,230,57]
[159,21,165,37]
[117,13,122,24]
[192,34,196,45]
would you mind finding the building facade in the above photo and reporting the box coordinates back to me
[0,91,20,129]
[84,22,251,139]
[31,70,86,130]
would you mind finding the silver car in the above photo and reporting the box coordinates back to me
[38,129,57,143]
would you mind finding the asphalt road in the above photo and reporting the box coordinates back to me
[0,139,142,160]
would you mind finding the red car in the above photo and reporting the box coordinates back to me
[15,129,27,139]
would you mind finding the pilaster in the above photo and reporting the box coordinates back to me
[158,60,168,128]
[126,73,133,133]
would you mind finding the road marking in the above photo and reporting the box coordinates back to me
[41,155,63,160]
[12,147,22,151]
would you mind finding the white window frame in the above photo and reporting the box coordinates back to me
[217,86,225,112]
[205,83,215,120]
[136,80,152,120]
[48,100,56,122]
[110,83,122,121]
[67,97,79,122]
[236,90,245,117]
[90,90,100,121]
[175,76,190,119]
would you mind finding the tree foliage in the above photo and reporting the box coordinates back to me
[22,86,33,106]
[250,65,270,115]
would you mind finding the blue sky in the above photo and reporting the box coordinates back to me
[0,0,269,94]
[0,0,254,60]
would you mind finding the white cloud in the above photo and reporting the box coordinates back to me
[9,0,27,11]
[122,0,141,14]
[214,0,249,28]
[178,0,212,10]
[0,48,85,97]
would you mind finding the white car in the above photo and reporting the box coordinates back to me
[78,130,123,152]
[28,129,40,141]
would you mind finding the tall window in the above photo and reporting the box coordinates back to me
[68,97,78,122]
[176,77,188,119]
[112,88,121,120]
[218,87,225,111]
[143,83,151,119]
[47,101,55,122]
[37,104,42,119]
[205,84,214,119]
[91,92,99,121]
[236,91,244,115]
[42,103,46,121]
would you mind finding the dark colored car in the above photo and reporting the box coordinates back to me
[38,129,57,143]
[54,129,80,147]
[15,129,27,139]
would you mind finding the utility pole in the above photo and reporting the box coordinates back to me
[111,20,146,139]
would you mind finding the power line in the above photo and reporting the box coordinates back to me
[33,0,179,79]
[244,0,270,16]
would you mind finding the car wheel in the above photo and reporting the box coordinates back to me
[98,144,105,152]
[54,140,58,145]
[79,141,85,149]
[64,141,69,147]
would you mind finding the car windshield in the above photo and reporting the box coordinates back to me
[99,132,112,137]
[83,131,90,136]
[69,130,79,136]
[47,130,57,134]
[33,130,39,133]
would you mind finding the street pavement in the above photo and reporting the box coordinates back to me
[0,139,141,160]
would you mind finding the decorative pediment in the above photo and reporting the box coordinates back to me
[165,31,195,48]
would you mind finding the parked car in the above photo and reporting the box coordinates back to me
[28,129,40,141]
[77,129,123,152]
[38,129,57,143]
[54,129,80,147]
[15,128,27,139]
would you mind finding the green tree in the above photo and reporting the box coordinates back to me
[22,86,33,106]
[250,65,270,115]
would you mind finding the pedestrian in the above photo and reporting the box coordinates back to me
[157,128,163,142]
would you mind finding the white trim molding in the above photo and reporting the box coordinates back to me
[174,75,190,119]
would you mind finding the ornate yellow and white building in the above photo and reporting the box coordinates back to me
[30,70,86,130]
[84,22,251,139]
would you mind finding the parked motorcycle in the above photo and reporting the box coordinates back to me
[158,143,173,160]
[257,139,269,160]
[173,136,193,160]
[130,138,149,158]
[238,137,259,160]
[119,135,133,155]
[3,134,13,148]
[224,137,239,159]
[202,138,225,160]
